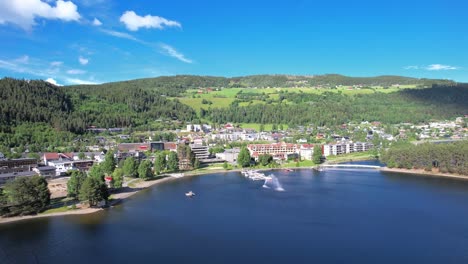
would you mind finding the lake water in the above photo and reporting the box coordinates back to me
[1,161,468,263]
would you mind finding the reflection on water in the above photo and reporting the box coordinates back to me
[1,162,468,264]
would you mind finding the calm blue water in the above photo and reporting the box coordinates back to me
[1,161,468,263]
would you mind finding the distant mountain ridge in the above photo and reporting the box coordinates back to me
[66,74,456,97]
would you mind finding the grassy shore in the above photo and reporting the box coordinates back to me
[380,167,468,181]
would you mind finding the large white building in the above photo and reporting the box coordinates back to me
[322,142,374,157]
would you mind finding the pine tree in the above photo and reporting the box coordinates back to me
[67,170,87,199]
[237,147,251,167]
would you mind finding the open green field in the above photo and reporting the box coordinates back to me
[178,85,419,111]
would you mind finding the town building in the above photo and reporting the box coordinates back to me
[322,142,374,156]
[215,148,240,163]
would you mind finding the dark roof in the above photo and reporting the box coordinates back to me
[35,166,56,171]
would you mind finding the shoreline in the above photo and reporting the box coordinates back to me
[0,174,189,225]
[10,161,465,224]
[0,167,316,225]
[380,167,468,181]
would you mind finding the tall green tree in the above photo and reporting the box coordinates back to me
[67,170,87,199]
[101,151,116,175]
[237,147,251,167]
[122,157,138,177]
[154,152,167,175]
[79,177,109,207]
[2,176,50,216]
[138,160,153,179]
[258,154,273,166]
[88,163,105,183]
[167,151,179,172]
[313,145,323,164]
[112,168,124,189]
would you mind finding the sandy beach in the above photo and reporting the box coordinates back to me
[0,174,187,225]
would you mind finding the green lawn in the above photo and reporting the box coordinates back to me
[325,151,376,163]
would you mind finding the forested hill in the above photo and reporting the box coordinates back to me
[0,78,196,134]
[67,74,455,96]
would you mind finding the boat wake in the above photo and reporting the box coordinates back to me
[241,170,285,191]
[263,174,285,192]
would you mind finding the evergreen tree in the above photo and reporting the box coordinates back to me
[258,154,273,166]
[112,168,124,189]
[313,145,323,164]
[122,157,138,177]
[154,152,167,175]
[237,147,251,167]
[79,177,109,207]
[101,151,116,175]
[67,170,87,199]
[2,176,50,216]
[167,151,179,172]
[138,160,153,179]
[88,163,105,183]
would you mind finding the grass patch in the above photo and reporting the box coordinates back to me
[326,151,376,163]
[41,206,72,214]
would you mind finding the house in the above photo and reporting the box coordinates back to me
[163,142,177,152]
[0,158,39,185]
[43,152,74,165]
[0,171,37,185]
[215,148,240,163]
[33,166,57,178]
[299,144,314,160]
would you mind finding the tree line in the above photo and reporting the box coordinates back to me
[381,141,468,175]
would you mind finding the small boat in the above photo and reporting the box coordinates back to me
[284,168,293,172]
[185,191,195,197]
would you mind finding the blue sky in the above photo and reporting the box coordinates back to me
[0,0,467,85]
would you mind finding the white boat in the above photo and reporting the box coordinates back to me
[185,191,195,197]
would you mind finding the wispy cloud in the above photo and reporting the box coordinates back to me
[159,43,193,63]
[50,61,63,67]
[15,55,30,64]
[425,64,458,71]
[100,29,141,42]
[67,69,86,74]
[78,56,89,65]
[0,0,81,30]
[403,65,419,70]
[119,11,181,31]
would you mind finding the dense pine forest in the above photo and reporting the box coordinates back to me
[381,141,468,175]
[0,77,196,134]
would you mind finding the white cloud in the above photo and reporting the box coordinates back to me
[119,11,181,31]
[100,29,140,42]
[45,77,61,86]
[0,0,81,30]
[78,56,89,65]
[425,64,458,71]
[50,61,63,67]
[403,65,419,70]
[67,69,86,74]
[15,55,30,64]
[92,18,102,26]
[159,43,193,63]
[65,78,99,85]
